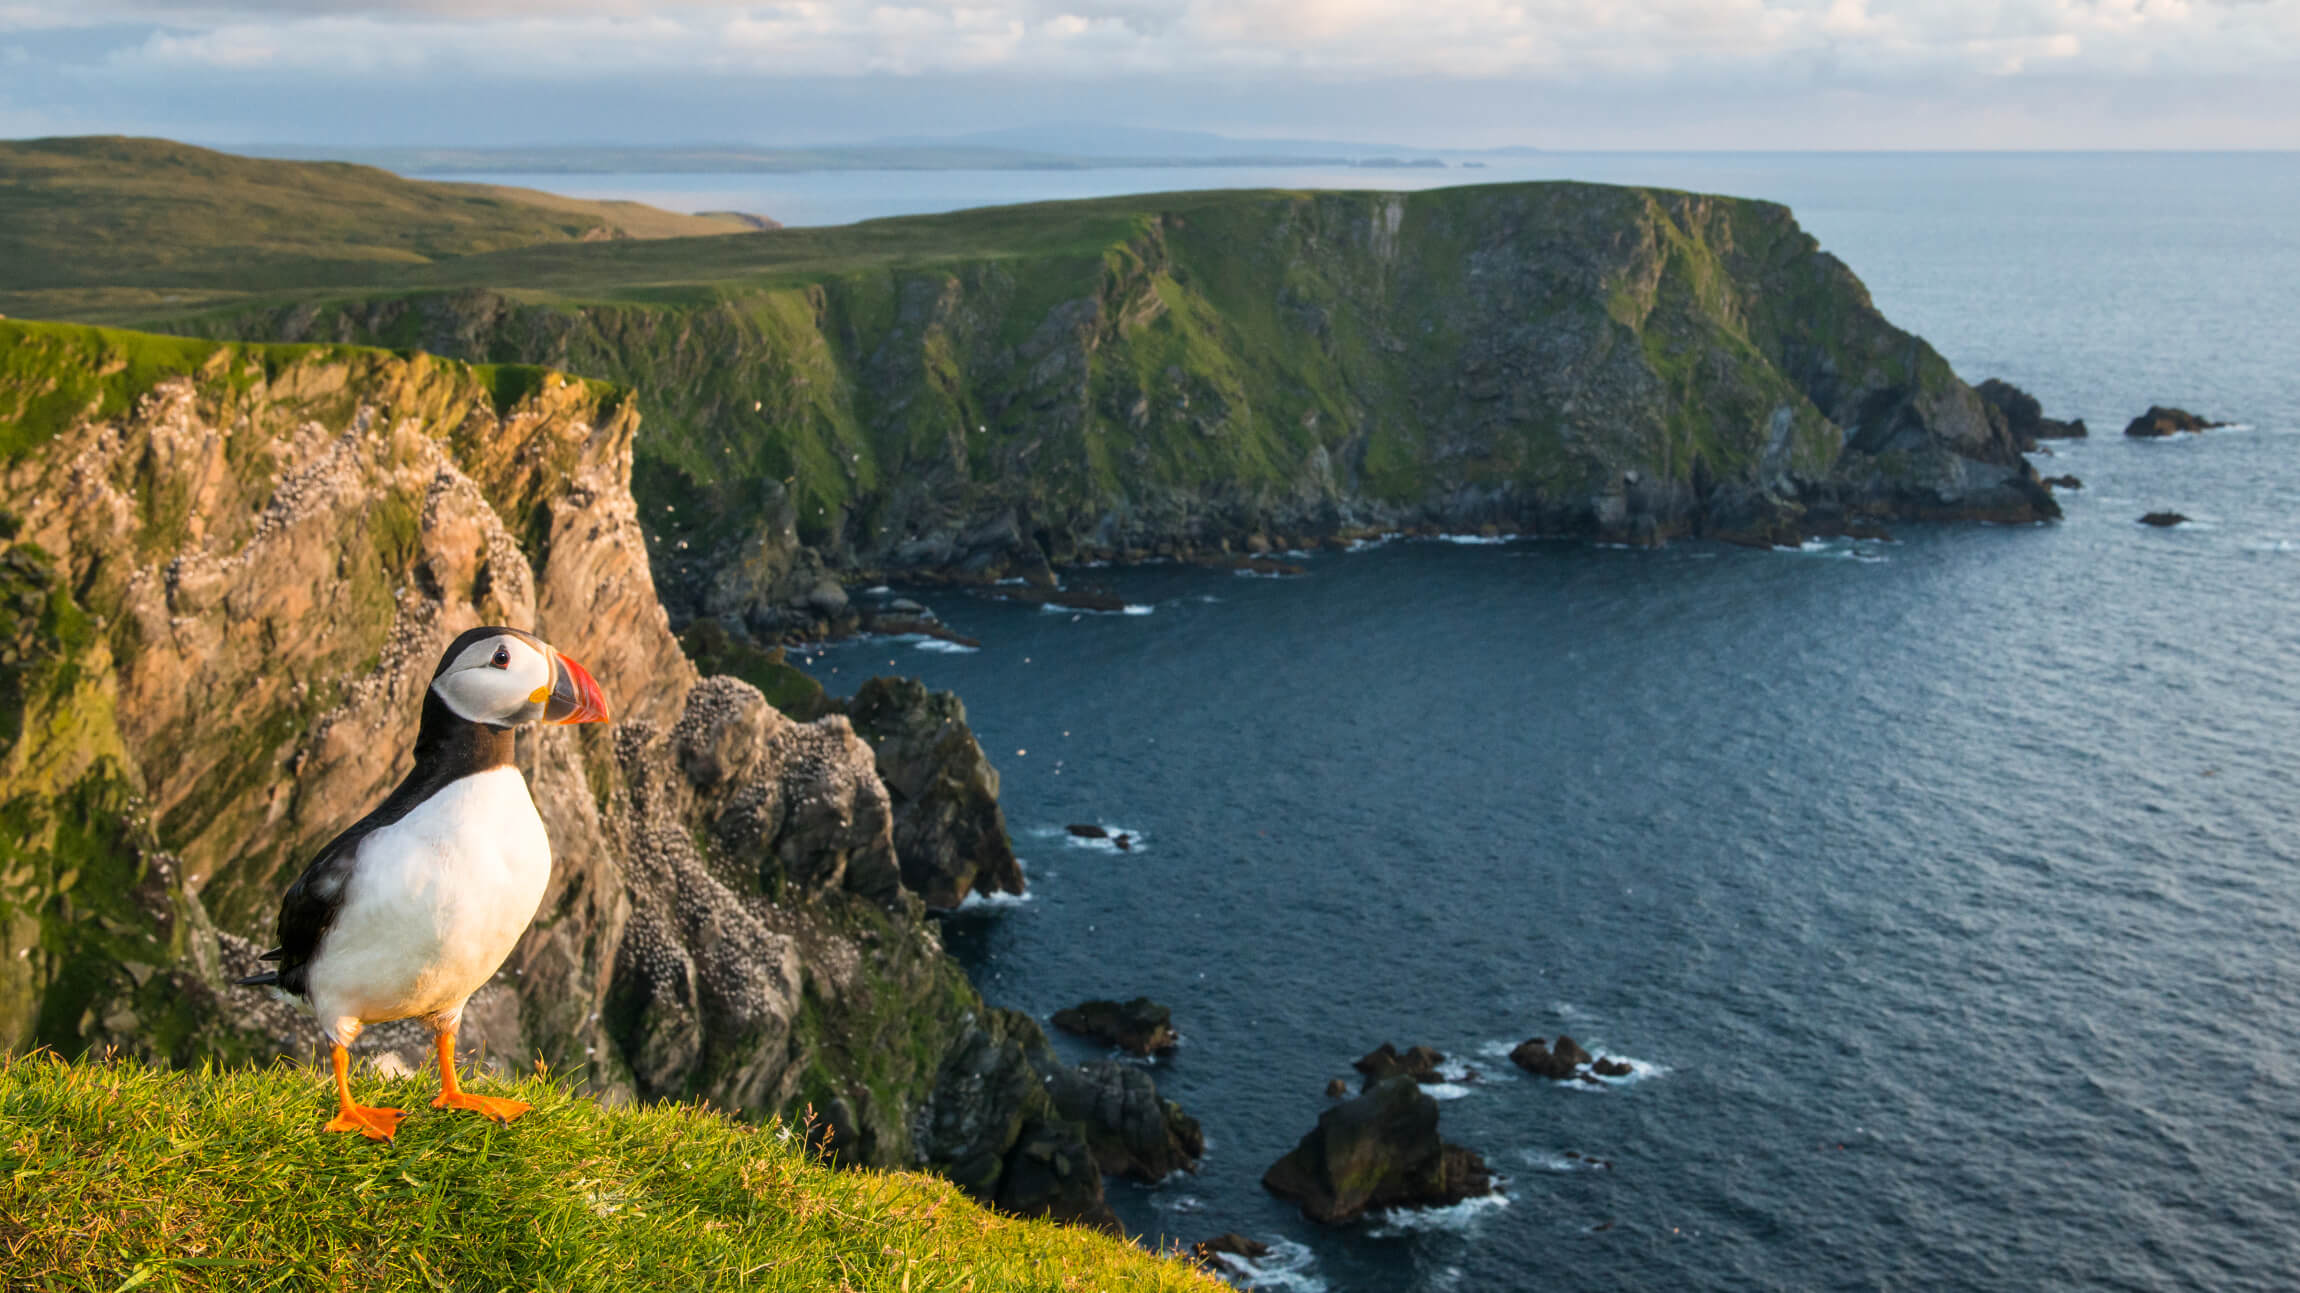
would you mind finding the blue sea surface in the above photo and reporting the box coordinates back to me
[674,154,2299,1290]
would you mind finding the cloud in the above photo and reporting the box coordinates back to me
[65,0,2299,85]
[3,0,2292,147]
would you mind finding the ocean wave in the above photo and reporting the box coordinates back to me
[1038,824,1146,853]
[1520,1148,1611,1172]
[1345,532,1402,551]
[1208,1239,1327,1293]
[1366,1190,1511,1238]
[955,887,1032,910]
[1434,533,1511,545]
[911,638,978,654]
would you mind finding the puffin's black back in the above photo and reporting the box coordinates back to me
[235,647,522,996]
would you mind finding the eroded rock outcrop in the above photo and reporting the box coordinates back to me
[2124,406,2226,438]
[1044,1057,1204,1182]
[1261,1075,1494,1224]
[1977,378,2087,448]
[0,322,1104,1230]
[843,676,1024,909]
[1052,997,1179,1056]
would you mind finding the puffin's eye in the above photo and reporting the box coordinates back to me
[490,645,511,669]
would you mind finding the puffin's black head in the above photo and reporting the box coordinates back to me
[429,626,610,730]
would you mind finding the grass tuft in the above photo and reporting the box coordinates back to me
[0,1052,1221,1292]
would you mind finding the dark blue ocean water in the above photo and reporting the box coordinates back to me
[772,154,2300,1291]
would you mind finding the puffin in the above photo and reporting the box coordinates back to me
[236,626,610,1141]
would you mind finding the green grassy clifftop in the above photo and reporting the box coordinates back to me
[134,182,2051,634]
[0,1052,1219,1291]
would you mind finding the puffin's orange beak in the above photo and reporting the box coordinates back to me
[544,651,610,724]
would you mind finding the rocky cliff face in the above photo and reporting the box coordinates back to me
[182,183,2055,636]
[0,320,1115,1225]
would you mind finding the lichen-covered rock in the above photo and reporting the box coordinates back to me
[1043,1057,1203,1183]
[1261,1075,1494,1225]
[842,676,1022,909]
[911,1008,1118,1231]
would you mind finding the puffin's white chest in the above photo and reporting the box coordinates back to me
[307,766,552,1035]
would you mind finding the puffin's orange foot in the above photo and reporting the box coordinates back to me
[323,1103,406,1141]
[431,1091,532,1124]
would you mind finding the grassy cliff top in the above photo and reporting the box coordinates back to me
[0,1053,1220,1292]
[3,139,1780,324]
[0,137,771,314]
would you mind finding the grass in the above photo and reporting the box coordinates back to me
[0,137,765,310]
[0,1052,1225,1293]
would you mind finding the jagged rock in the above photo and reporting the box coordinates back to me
[1510,1034,1596,1080]
[1326,1078,1350,1099]
[2042,475,2083,490]
[1353,1042,1446,1088]
[2140,512,2189,527]
[1190,1233,1270,1265]
[1261,1075,1495,1224]
[1592,1058,1633,1077]
[1977,378,2087,447]
[2124,406,2226,437]
[1051,998,1178,1055]
[911,1009,1118,1232]
[1044,1057,1203,1182]
[1066,824,1108,839]
[842,676,1024,909]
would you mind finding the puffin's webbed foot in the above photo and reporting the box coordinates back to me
[429,1026,531,1125]
[431,1091,532,1124]
[324,1102,407,1141]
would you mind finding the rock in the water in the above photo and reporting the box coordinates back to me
[1051,997,1178,1055]
[2042,475,2083,490]
[1510,1034,1597,1080]
[1191,1233,1271,1264]
[1353,1042,1446,1087]
[2140,512,2189,527]
[2124,406,2226,437]
[842,676,1025,909]
[1592,1058,1633,1077]
[1976,378,2087,447]
[1066,823,1108,839]
[1044,1058,1203,1182]
[1112,833,1133,851]
[911,1010,1119,1232]
[1326,1077,1351,1099]
[1261,1075,1495,1224]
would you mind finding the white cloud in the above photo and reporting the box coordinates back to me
[61,0,2297,87]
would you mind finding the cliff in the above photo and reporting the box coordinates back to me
[142,182,2057,636]
[0,320,1118,1226]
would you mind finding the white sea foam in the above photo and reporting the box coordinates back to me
[1520,1148,1606,1172]
[1123,603,1154,615]
[1154,1192,1205,1214]
[863,584,891,595]
[1209,1239,1327,1293]
[1434,533,1511,545]
[912,638,978,654]
[1423,1082,1473,1100]
[1366,1190,1511,1238]
[995,576,1028,585]
[1345,532,1402,551]
[955,887,1033,910]
[1233,568,1289,578]
[1056,825,1146,853]
[1038,601,1155,616]
[2242,538,2300,553]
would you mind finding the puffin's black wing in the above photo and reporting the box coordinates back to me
[233,823,371,996]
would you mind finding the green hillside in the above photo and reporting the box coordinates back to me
[0,1052,1220,1292]
[0,136,768,318]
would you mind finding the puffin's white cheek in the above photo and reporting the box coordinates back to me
[436,669,539,725]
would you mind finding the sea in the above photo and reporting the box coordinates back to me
[452,154,2300,1290]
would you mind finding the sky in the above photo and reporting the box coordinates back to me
[1,1,2295,150]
